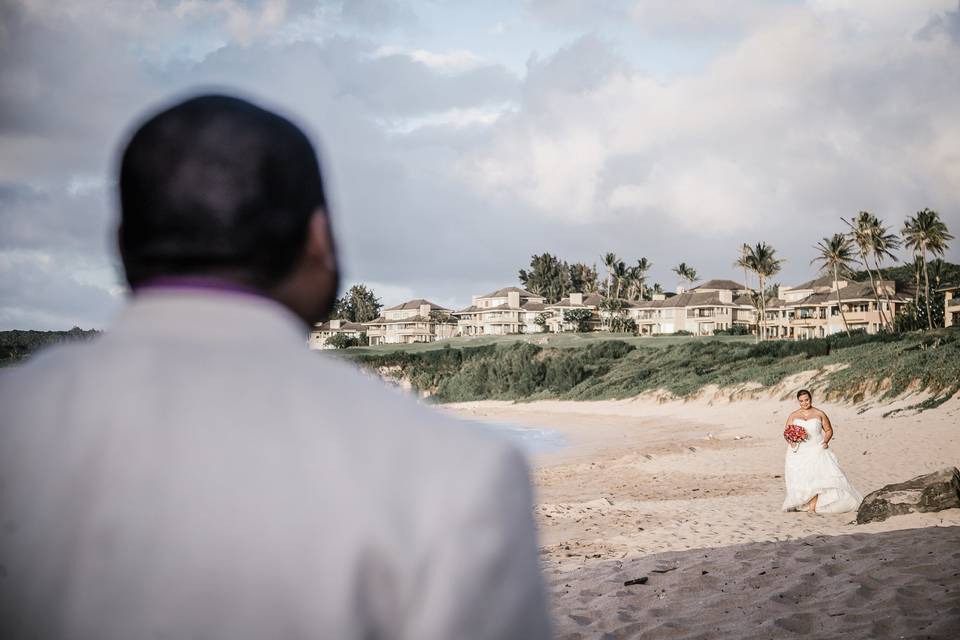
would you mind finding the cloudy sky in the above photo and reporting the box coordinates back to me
[2,0,959,329]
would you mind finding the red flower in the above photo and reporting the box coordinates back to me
[784,424,808,444]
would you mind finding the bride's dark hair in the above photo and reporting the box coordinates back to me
[797,389,812,400]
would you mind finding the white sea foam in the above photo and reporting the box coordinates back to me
[458,420,566,454]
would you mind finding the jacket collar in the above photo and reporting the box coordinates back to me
[107,288,308,348]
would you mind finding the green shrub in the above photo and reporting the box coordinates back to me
[714,324,750,336]
[0,328,100,365]
[563,308,594,332]
[347,330,960,412]
[583,340,634,360]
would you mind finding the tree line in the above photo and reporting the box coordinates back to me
[515,208,953,340]
[331,208,953,342]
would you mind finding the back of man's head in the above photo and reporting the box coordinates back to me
[119,94,327,290]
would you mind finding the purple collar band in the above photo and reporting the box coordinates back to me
[135,276,265,298]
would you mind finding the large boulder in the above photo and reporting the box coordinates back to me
[856,467,960,524]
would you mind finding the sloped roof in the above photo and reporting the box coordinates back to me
[384,298,450,312]
[769,280,910,308]
[364,314,456,325]
[453,300,548,314]
[312,320,365,332]
[789,275,835,290]
[632,291,737,309]
[549,292,605,308]
[478,286,538,299]
[691,279,747,292]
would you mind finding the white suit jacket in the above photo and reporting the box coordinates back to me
[0,290,550,639]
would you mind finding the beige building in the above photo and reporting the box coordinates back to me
[364,299,457,346]
[625,280,754,336]
[309,318,366,350]
[454,287,548,335]
[761,276,909,340]
[545,292,604,332]
[939,284,960,328]
[540,280,755,336]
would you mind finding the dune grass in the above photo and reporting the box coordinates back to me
[347,329,960,412]
[344,332,754,356]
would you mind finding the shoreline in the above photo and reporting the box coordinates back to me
[441,392,960,637]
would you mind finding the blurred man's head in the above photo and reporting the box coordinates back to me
[118,94,338,323]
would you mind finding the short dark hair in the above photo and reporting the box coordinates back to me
[119,94,327,288]
[797,389,812,400]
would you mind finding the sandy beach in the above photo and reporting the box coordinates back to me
[444,380,960,638]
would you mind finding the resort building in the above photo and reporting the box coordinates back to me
[624,280,753,336]
[760,276,909,340]
[364,299,457,346]
[316,275,928,347]
[545,292,604,332]
[309,318,366,350]
[454,287,548,335]
[938,284,960,328]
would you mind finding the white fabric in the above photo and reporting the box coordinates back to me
[0,289,550,640]
[782,417,863,513]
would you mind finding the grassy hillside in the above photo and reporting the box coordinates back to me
[0,328,100,366]
[349,329,960,414]
[346,332,754,356]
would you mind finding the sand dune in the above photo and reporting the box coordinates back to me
[444,386,960,637]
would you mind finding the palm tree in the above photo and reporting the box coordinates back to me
[735,243,752,290]
[812,233,857,337]
[868,218,901,329]
[624,266,640,301]
[612,260,628,299]
[903,208,954,330]
[844,212,902,330]
[844,212,887,329]
[602,252,619,297]
[930,258,948,290]
[671,262,698,291]
[733,244,756,335]
[909,254,923,306]
[742,243,783,341]
[634,257,652,300]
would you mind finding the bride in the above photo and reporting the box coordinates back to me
[782,389,862,514]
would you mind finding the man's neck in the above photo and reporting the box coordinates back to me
[136,275,264,297]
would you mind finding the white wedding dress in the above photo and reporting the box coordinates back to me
[782,417,862,513]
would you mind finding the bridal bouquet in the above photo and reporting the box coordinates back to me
[783,424,808,444]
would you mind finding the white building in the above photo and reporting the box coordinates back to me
[364,299,457,346]
[453,287,548,335]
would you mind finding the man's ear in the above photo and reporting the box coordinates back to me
[117,224,126,262]
[305,210,336,272]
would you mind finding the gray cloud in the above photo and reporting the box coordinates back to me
[339,0,417,31]
[524,0,631,30]
[1,0,959,328]
[917,1,960,43]
[524,34,628,100]
[0,0,527,326]
[0,248,123,330]
[177,37,518,117]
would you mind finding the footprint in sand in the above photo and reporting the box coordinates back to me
[567,614,593,627]
[774,613,814,633]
